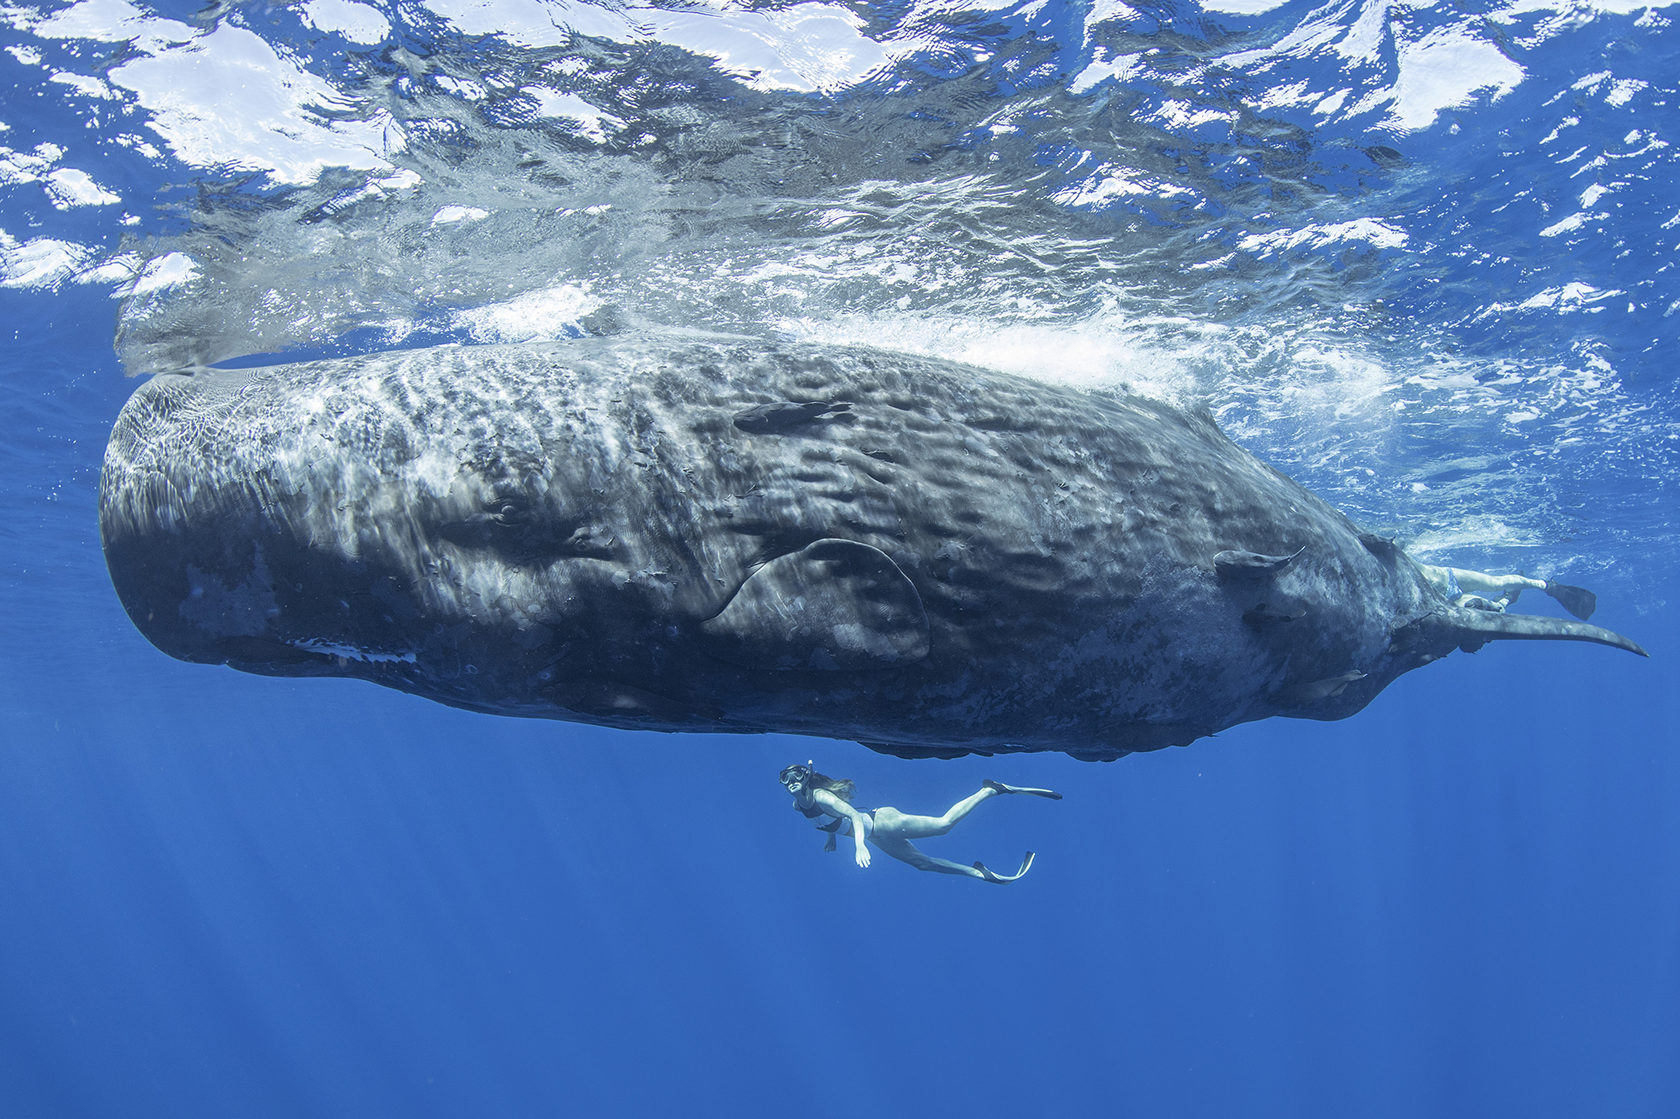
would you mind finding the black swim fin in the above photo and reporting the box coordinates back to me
[1544,581,1597,620]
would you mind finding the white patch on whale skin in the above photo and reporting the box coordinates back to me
[291,639,418,665]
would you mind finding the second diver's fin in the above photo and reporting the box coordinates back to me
[1544,581,1598,620]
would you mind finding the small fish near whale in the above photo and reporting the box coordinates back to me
[97,331,1645,761]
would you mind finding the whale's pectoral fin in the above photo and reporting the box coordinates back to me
[701,538,930,671]
[1214,545,1304,580]
[1544,581,1597,620]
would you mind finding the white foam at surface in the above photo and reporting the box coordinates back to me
[431,206,490,226]
[28,0,394,185]
[1516,283,1616,312]
[1238,218,1409,253]
[45,168,120,208]
[643,4,892,93]
[126,252,200,296]
[1068,49,1143,95]
[1499,0,1680,17]
[110,25,395,184]
[0,229,91,288]
[1540,212,1588,237]
[50,72,118,99]
[1201,0,1292,13]
[526,90,624,142]
[421,0,893,93]
[451,285,603,343]
[1385,26,1525,131]
[419,0,637,45]
[1405,514,1546,558]
[1149,100,1236,131]
[77,254,143,285]
[1336,0,1393,63]
[1053,164,1196,209]
[776,313,1208,403]
[300,0,391,45]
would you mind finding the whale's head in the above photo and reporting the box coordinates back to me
[98,351,679,711]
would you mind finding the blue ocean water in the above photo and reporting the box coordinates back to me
[2,1,1677,1115]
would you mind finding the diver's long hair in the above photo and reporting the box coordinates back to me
[808,771,855,802]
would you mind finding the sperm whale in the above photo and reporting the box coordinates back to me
[98,332,1644,760]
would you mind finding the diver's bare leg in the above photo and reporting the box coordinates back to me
[871,835,988,879]
[872,781,1062,843]
[1449,568,1546,603]
[1461,570,1596,618]
[1427,565,1596,619]
[869,789,996,841]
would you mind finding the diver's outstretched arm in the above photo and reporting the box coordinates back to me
[850,812,869,868]
[811,788,870,868]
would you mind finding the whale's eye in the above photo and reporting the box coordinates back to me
[439,495,539,553]
[490,498,528,525]
[438,493,614,564]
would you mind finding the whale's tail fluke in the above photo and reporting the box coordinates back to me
[1450,608,1647,657]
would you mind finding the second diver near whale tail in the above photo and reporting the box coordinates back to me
[778,763,1062,883]
[1417,563,1598,620]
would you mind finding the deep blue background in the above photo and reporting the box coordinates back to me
[5,0,1680,1110]
[2,283,1676,1117]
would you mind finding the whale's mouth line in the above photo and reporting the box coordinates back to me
[286,638,420,665]
[208,634,418,675]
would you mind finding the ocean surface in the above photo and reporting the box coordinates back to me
[2,0,1677,1114]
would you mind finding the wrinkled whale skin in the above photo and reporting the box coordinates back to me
[99,333,1641,760]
